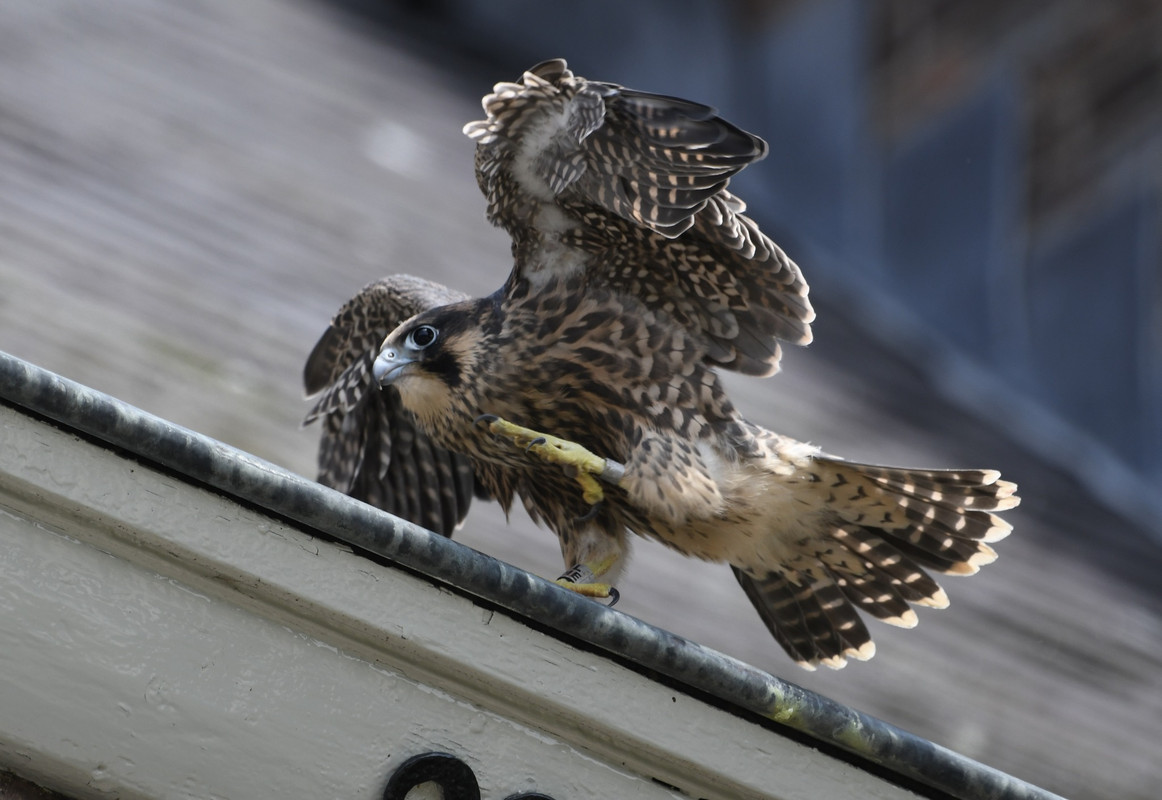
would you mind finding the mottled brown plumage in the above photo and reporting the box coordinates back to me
[304,60,1020,669]
[370,275,1017,669]
[463,58,813,376]
[303,275,482,536]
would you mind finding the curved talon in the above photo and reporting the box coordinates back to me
[606,588,620,608]
[526,436,547,452]
[474,413,500,427]
[575,501,603,523]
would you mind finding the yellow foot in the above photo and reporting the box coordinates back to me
[556,559,621,606]
[475,415,625,506]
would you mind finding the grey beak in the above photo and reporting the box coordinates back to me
[372,348,413,386]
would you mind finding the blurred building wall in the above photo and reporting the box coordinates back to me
[424,0,1162,514]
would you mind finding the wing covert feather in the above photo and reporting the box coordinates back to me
[464,58,814,377]
[303,275,480,536]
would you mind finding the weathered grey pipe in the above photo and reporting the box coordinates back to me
[0,349,1062,800]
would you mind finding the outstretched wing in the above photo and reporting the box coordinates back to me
[464,58,814,376]
[303,275,482,536]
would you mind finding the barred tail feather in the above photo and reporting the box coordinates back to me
[745,453,1019,669]
[734,568,875,671]
[812,456,1018,575]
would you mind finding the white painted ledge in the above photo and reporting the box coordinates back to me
[0,352,1060,800]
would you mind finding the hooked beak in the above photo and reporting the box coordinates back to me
[372,347,415,386]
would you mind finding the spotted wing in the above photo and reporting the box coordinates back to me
[464,58,814,376]
[303,275,482,536]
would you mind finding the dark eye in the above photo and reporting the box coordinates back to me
[406,325,438,350]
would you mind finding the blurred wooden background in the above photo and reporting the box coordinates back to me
[1,2,1159,798]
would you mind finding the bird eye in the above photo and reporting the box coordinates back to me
[406,325,439,350]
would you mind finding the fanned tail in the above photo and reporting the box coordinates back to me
[744,451,1019,669]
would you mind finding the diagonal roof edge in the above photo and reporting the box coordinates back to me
[0,349,1061,800]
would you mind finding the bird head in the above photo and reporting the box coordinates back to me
[373,302,481,427]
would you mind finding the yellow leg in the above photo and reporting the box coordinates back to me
[476,415,624,506]
[555,553,621,604]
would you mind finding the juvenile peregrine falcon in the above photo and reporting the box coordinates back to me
[305,60,1019,670]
